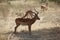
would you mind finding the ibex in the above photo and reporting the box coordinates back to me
[14,9,40,34]
[41,3,48,11]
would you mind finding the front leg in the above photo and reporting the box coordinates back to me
[28,25,31,34]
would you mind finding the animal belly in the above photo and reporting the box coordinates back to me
[20,22,28,25]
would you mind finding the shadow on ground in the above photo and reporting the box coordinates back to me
[1,27,60,40]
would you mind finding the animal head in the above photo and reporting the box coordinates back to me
[34,8,40,20]
[35,13,40,20]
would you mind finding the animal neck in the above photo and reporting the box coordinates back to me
[31,16,37,23]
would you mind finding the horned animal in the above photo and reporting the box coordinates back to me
[14,9,40,34]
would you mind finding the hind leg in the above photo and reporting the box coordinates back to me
[14,24,20,33]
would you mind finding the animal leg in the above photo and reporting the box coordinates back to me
[14,25,20,33]
[28,25,31,34]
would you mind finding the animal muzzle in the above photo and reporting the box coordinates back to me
[37,17,40,20]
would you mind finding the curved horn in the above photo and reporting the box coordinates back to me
[34,8,39,14]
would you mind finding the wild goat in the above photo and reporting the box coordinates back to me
[41,3,48,11]
[14,9,40,34]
